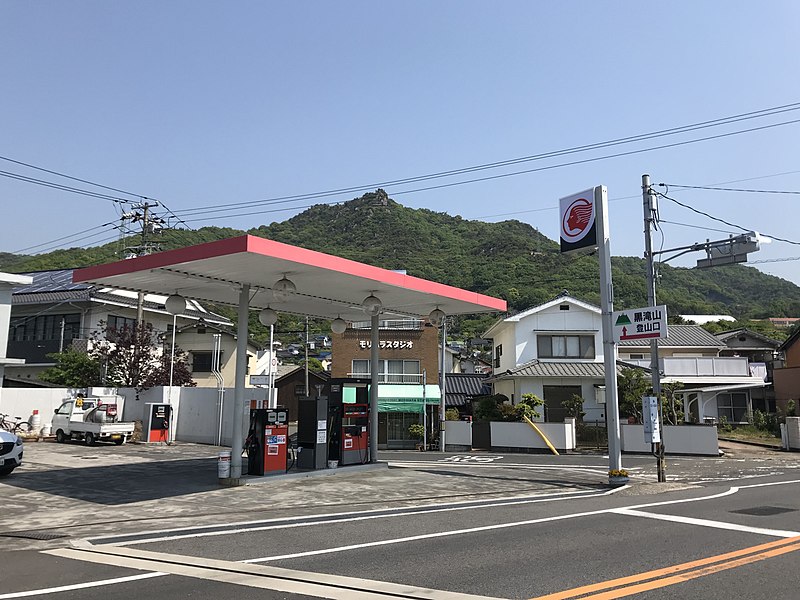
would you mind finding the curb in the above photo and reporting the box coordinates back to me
[718,437,784,450]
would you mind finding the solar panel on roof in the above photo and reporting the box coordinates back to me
[15,270,92,294]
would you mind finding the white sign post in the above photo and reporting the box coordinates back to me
[642,396,662,444]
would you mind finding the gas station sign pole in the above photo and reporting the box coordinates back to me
[560,186,623,475]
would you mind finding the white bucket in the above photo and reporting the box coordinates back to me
[327,460,338,469]
[217,451,231,478]
[41,423,52,436]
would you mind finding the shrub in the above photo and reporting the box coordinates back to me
[408,423,425,440]
[562,394,586,421]
[445,408,461,421]
[474,394,507,421]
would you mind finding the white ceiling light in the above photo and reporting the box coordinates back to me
[272,275,297,301]
[258,307,278,326]
[165,293,187,315]
[361,293,382,316]
[429,307,446,327]
[330,316,347,334]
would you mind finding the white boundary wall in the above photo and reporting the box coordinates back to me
[785,417,800,450]
[1,386,267,447]
[621,424,719,456]
[0,387,123,427]
[490,421,575,451]
[444,420,472,448]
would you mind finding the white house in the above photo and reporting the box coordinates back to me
[484,293,611,423]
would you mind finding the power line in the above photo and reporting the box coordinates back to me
[173,102,800,216]
[0,170,126,203]
[659,183,800,195]
[749,256,800,264]
[0,154,146,200]
[655,189,800,246]
[178,116,800,224]
[657,219,737,236]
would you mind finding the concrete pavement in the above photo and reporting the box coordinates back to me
[1,438,797,551]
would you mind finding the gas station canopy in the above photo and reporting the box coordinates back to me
[72,235,506,321]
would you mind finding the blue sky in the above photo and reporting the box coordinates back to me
[3,2,800,290]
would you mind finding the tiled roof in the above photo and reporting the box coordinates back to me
[12,289,91,305]
[444,373,491,406]
[496,360,620,379]
[617,325,725,348]
[714,328,781,347]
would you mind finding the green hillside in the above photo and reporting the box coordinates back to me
[4,190,800,324]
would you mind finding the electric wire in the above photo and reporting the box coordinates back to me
[661,184,800,195]
[0,170,126,203]
[169,101,800,215]
[177,117,800,224]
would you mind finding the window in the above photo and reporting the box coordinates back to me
[717,392,748,423]
[629,354,645,360]
[12,313,81,342]
[192,352,213,372]
[494,344,502,368]
[350,359,421,383]
[295,384,307,397]
[108,315,137,334]
[537,335,595,359]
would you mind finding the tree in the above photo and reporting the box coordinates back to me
[39,349,103,387]
[300,357,325,374]
[661,381,684,425]
[90,322,195,397]
[617,367,651,422]
[562,394,586,422]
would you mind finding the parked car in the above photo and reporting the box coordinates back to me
[0,430,23,476]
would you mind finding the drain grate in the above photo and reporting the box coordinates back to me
[0,530,69,540]
[730,506,796,517]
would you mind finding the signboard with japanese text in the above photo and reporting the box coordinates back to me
[613,305,668,342]
[358,340,414,350]
[642,396,662,444]
[559,187,598,254]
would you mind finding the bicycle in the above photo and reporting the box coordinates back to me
[0,413,32,434]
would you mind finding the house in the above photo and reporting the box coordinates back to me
[0,272,32,394]
[714,328,781,413]
[5,269,233,386]
[330,317,442,449]
[271,364,329,422]
[174,321,262,388]
[619,325,769,424]
[772,328,800,414]
[484,293,611,423]
[445,372,491,413]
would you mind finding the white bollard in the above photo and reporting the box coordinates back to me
[217,450,231,479]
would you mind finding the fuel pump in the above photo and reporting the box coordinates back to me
[246,405,289,476]
[324,378,371,466]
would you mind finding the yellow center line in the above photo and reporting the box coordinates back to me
[531,535,800,600]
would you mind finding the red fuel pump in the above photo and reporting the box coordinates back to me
[246,406,289,476]
[340,403,369,466]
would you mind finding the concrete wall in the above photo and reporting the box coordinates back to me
[445,420,472,448]
[785,417,800,450]
[620,424,719,456]
[0,387,124,428]
[490,421,575,451]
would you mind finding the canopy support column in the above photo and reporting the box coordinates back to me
[370,313,379,463]
[231,283,250,479]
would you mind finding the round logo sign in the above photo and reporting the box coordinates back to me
[561,197,594,241]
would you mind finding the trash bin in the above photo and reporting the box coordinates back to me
[218,450,231,478]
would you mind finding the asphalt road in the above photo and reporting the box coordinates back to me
[2,444,799,599]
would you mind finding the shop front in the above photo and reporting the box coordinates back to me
[377,384,441,449]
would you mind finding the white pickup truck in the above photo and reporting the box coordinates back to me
[52,398,134,446]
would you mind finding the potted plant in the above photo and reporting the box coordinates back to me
[608,468,630,486]
[408,423,425,451]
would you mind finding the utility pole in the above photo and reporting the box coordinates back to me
[439,318,447,452]
[642,174,667,482]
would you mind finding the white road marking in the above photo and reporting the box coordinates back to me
[14,479,800,599]
[46,545,506,600]
[98,488,618,547]
[611,507,800,538]
[0,573,166,599]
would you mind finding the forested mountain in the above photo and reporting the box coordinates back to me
[4,190,800,323]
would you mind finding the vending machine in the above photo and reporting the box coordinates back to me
[246,404,289,476]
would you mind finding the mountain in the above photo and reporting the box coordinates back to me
[5,190,800,324]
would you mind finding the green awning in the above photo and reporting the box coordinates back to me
[341,384,442,412]
[378,384,441,413]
